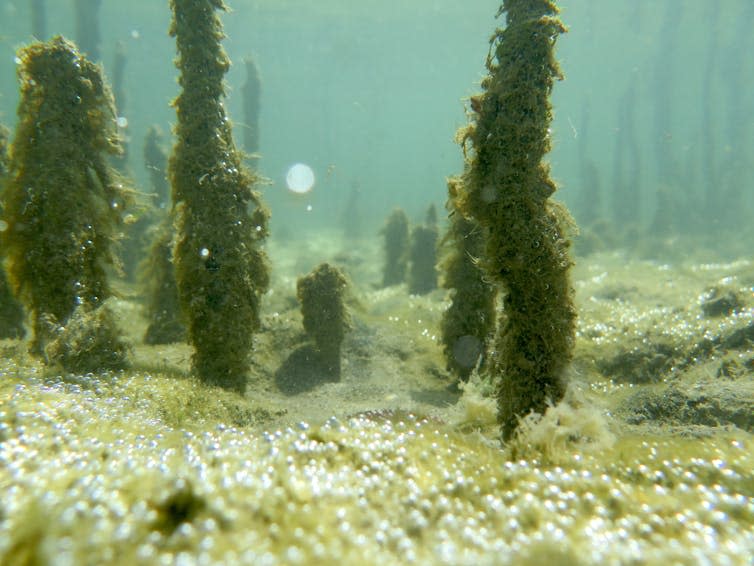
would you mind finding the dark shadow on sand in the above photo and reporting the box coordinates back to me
[274,344,339,395]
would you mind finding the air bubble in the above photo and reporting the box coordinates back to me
[286,163,315,194]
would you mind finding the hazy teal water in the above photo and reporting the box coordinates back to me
[1,0,752,246]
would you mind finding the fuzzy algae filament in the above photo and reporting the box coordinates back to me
[169,0,270,394]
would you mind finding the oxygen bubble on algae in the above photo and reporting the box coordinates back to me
[286,163,315,194]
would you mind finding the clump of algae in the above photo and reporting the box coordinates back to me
[451,0,576,439]
[2,36,130,370]
[380,208,410,287]
[297,262,351,377]
[169,0,270,394]
[407,204,439,295]
[141,221,186,345]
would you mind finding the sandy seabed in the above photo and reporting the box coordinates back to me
[1,233,753,565]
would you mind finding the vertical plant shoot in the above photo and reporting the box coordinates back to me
[452,0,576,439]
[4,36,130,365]
[169,0,270,393]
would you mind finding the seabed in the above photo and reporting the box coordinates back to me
[1,233,753,565]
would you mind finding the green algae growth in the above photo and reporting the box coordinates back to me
[2,36,130,370]
[0,361,752,565]
[169,0,270,393]
[452,0,576,439]
[1,240,754,565]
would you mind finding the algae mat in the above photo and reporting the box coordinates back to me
[1,247,754,564]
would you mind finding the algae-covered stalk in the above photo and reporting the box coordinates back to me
[452,0,576,439]
[297,263,350,377]
[142,221,186,345]
[3,36,130,366]
[169,0,270,393]
[440,186,496,382]
[381,208,410,287]
[141,126,184,345]
[408,204,439,295]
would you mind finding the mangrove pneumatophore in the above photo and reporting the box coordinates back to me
[440,185,496,382]
[408,204,439,296]
[142,221,186,345]
[141,126,185,345]
[297,263,350,378]
[3,36,130,368]
[169,0,270,394]
[380,208,410,287]
[451,0,576,439]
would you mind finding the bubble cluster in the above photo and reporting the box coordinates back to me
[0,361,752,564]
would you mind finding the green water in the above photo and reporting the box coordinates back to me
[1,1,753,564]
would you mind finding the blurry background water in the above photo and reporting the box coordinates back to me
[0,0,752,248]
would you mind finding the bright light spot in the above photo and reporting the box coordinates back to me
[116,116,128,129]
[130,29,141,40]
[200,248,210,259]
[286,163,315,194]
[306,205,313,212]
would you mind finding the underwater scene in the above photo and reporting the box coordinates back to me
[1,0,753,564]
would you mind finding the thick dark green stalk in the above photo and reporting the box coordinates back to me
[169,0,270,393]
[3,36,129,366]
[142,221,185,345]
[381,208,409,287]
[452,0,576,439]
[297,263,350,378]
[440,185,496,382]
[408,204,439,295]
